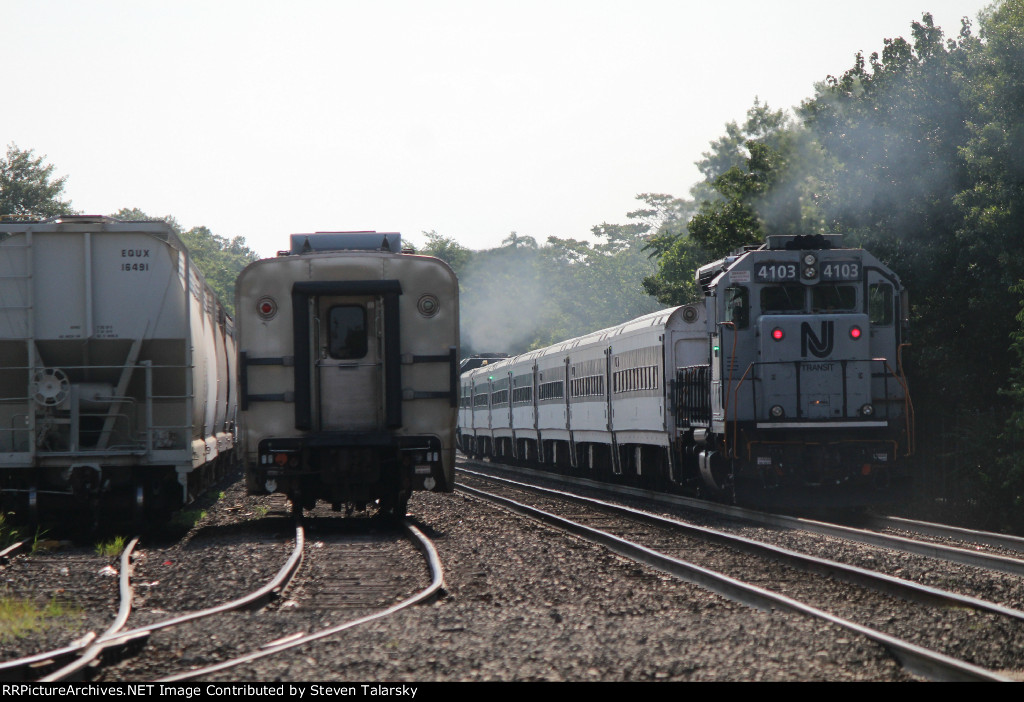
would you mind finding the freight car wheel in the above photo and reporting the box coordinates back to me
[378,491,410,519]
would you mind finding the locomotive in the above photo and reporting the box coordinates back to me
[236,232,460,516]
[0,216,237,525]
[459,234,914,507]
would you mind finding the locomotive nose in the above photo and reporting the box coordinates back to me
[758,313,871,423]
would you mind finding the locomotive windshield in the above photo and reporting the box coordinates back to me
[810,284,857,312]
[760,285,804,312]
[760,284,859,314]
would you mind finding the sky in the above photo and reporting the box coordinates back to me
[3,1,995,257]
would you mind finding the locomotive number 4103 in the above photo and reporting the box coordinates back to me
[820,261,861,281]
[755,263,798,282]
[754,260,861,282]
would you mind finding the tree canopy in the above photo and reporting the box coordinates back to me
[641,2,1024,530]
[0,144,75,218]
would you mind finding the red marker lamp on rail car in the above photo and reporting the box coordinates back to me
[849,325,862,340]
[257,296,278,320]
[771,327,784,341]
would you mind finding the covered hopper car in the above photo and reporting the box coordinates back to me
[0,216,237,525]
[236,232,459,516]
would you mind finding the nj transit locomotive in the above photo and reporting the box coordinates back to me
[0,216,237,525]
[236,232,459,516]
[459,234,914,507]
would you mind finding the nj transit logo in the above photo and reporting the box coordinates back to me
[800,321,834,358]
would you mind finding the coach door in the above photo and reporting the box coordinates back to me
[314,295,383,431]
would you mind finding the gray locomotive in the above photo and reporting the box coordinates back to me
[236,232,460,516]
[459,234,914,507]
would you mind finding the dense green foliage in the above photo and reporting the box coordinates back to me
[643,1,1024,530]
[0,144,75,219]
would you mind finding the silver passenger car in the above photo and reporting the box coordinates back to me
[236,232,459,515]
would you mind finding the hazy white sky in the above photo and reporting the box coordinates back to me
[4,1,993,257]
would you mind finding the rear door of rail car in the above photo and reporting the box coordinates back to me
[314,295,383,431]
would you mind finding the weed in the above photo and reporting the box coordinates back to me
[29,527,51,554]
[95,535,127,558]
[170,509,206,529]
[0,593,80,642]
[254,505,269,518]
[0,514,24,550]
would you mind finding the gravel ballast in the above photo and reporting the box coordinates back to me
[3,476,923,681]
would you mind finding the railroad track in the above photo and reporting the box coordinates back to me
[462,458,1024,587]
[0,527,303,682]
[457,468,1024,681]
[157,516,444,682]
[858,514,1024,558]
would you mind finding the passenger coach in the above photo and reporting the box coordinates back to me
[237,232,459,516]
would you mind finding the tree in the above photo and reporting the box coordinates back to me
[417,230,472,276]
[0,144,75,218]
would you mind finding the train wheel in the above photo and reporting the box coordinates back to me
[377,490,409,519]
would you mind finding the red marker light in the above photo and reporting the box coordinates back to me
[850,326,862,339]
[257,297,277,319]
[772,328,784,341]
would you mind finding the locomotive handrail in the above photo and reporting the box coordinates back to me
[731,357,913,458]
[885,353,916,457]
[729,362,756,460]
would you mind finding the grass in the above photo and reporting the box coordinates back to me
[94,535,127,558]
[0,593,79,642]
[170,509,207,530]
[254,505,269,518]
[0,513,24,550]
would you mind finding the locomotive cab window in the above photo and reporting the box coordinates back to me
[761,285,804,313]
[327,305,368,359]
[725,286,749,328]
[811,284,857,312]
[869,283,894,325]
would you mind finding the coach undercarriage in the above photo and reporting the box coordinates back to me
[251,434,447,515]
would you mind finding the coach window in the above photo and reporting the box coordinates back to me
[725,286,749,328]
[328,305,368,359]
[761,285,804,313]
[869,283,894,325]
[811,284,857,312]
